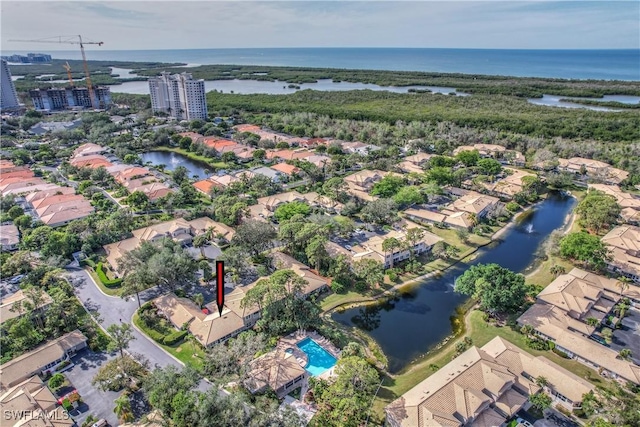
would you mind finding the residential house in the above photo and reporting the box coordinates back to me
[245,349,308,399]
[517,268,640,384]
[343,169,399,202]
[404,152,434,166]
[69,154,113,169]
[72,143,106,158]
[341,141,380,155]
[248,191,307,220]
[346,228,443,269]
[104,217,232,275]
[0,223,19,251]
[481,168,537,199]
[558,157,629,185]
[0,178,60,197]
[266,149,314,162]
[588,184,640,210]
[192,174,240,196]
[601,225,640,283]
[0,330,87,391]
[25,187,94,227]
[0,289,53,325]
[396,161,424,174]
[233,124,262,134]
[301,192,344,214]
[178,131,203,143]
[270,252,330,296]
[385,336,594,427]
[270,162,301,177]
[453,144,525,166]
[0,376,73,427]
[404,207,475,230]
[449,191,499,218]
[302,154,332,169]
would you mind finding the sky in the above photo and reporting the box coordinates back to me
[1,1,639,51]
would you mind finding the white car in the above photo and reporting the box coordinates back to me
[516,418,533,427]
[345,245,352,250]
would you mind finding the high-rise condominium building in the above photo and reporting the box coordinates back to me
[29,86,112,111]
[148,72,207,121]
[1,59,20,111]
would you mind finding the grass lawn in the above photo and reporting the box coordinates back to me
[86,268,122,296]
[370,309,605,422]
[526,255,575,288]
[132,313,206,371]
[320,291,377,311]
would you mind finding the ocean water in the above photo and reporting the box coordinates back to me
[13,48,640,80]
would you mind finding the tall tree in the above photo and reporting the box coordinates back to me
[455,263,528,314]
[113,394,134,423]
[231,220,276,257]
[107,323,135,359]
[575,190,621,234]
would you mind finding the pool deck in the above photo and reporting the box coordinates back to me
[278,330,341,379]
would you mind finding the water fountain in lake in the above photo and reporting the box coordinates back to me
[526,223,534,234]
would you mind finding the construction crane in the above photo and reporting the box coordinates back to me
[9,35,104,109]
[62,62,74,87]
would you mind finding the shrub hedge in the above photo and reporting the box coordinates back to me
[95,262,123,288]
[163,330,188,345]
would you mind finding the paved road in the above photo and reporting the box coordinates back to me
[66,266,180,368]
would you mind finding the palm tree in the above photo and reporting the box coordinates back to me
[193,234,208,259]
[601,328,613,345]
[520,324,534,338]
[550,265,566,277]
[382,237,401,268]
[618,348,632,361]
[113,394,134,423]
[193,293,204,309]
[617,277,631,297]
[585,317,600,333]
[535,376,549,389]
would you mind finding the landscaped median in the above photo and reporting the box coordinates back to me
[132,302,205,370]
[81,259,122,296]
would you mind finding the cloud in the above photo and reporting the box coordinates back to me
[1,1,638,51]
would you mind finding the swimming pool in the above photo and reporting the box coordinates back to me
[296,338,337,376]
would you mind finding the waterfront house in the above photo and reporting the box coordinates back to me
[557,157,629,185]
[517,268,640,384]
[385,336,594,427]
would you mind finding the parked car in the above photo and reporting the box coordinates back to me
[516,418,533,427]
[92,419,108,427]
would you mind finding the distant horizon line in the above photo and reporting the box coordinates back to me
[4,46,639,52]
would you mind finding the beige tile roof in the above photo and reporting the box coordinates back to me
[602,225,640,254]
[0,223,19,249]
[559,158,629,184]
[588,184,640,210]
[1,289,53,324]
[453,144,506,156]
[404,152,434,165]
[270,252,330,295]
[606,246,640,279]
[396,161,425,174]
[256,191,306,211]
[301,192,344,212]
[386,336,595,427]
[72,143,106,157]
[518,298,640,385]
[621,207,640,224]
[0,330,87,390]
[449,192,499,215]
[246,349,306,394]
[0,376,73,426]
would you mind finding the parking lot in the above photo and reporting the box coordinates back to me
[64,349,121,427]
[610,307,640,365]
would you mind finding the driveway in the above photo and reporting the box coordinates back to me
[66,266,179,368]
[611,307,640,365]
[65,349,120,427]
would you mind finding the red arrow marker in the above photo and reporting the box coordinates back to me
[216,261,224,317]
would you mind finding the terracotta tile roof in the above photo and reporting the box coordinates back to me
[178,132,203,142]
[270,163,300,176]
[70,154,113,169]
[193,179,216,195]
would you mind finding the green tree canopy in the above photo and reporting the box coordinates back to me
[575,190,621,234]
[371,175,406,198]
[454,263,528,313]
[559,232,610,271]
[274,201,311,222]
[456,150,480,166]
